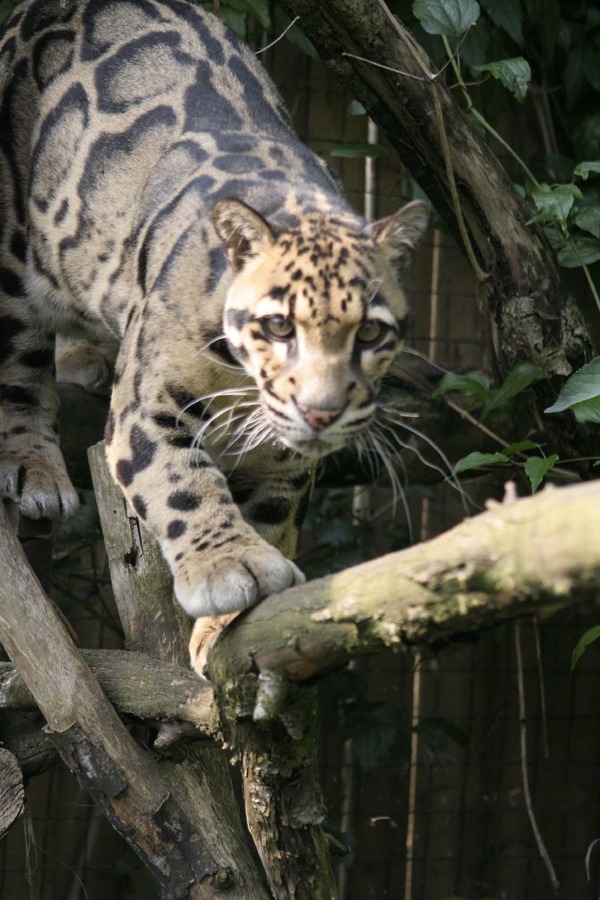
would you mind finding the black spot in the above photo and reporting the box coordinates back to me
[0,315,27,365]
[19,347,54,368]
[0,267,24,298]
[226,308,252,330]
[168,490,201,511]
[137,239,149,292]
[166,384,210,420]
[131,494,147,520]
[214,155,264,174]
[262,170,286,182]
[190,456,211,469]
[0,385,37,407]
[115,425,157,487]
[54,199,69,226]
[16,465,27,496]
[250,497,291,526]
[167,519,187,539]
[152,413,178,430]
[10,231,26,262]
[168,433,193,449]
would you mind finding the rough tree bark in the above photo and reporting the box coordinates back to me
[207,479,600,691]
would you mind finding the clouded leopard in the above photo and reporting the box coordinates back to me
[0,0,428,671]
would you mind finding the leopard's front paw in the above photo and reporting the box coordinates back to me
[173,540,305,618]
[0,454,79,519]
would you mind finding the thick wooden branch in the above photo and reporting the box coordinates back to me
[208,480,600,687]
[0,649,218,731]
[277,0,593,383]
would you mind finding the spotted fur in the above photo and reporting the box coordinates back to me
[0,0,427,667]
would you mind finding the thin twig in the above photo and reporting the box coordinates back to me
[533,619,550,758]
[256,16,300,55]
[514,622,560,894]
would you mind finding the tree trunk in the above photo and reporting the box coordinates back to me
[276,1,595,431]
[89,443,339,900]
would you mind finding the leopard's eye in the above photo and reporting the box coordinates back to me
[356,320,386,345]
[261,316,295,341]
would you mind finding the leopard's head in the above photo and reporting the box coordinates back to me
[211,198,428,461]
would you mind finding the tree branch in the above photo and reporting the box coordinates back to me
[208,480,600,688]
[0,649,218,732]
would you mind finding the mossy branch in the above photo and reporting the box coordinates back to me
[208,480,600,690]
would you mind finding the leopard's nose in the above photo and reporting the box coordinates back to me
[297,403,343,430]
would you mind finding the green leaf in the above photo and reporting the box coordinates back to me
[524,454,558,493]
[433,371,490,401]
[528,182,583,230]
[474,57,531,103]
[572,626,600,670]
[545,357,600,422]
[503,440,539,455]
[569,398,600,424]
[481,361,546,420]
[412,0,480,38]
[573,206,600,239]
[573,161,600,181]
[556,236,600,268]
[479,0,523,46]
[453,451,509,475]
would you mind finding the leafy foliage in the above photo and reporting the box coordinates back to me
[545,358,600,424]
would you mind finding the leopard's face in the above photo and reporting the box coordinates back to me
[213,199,428,460]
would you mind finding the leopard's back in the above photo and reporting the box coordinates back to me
[1,0,348,338]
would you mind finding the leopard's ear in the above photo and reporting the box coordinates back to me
[370,200,429,273]
[212,199,274,272]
